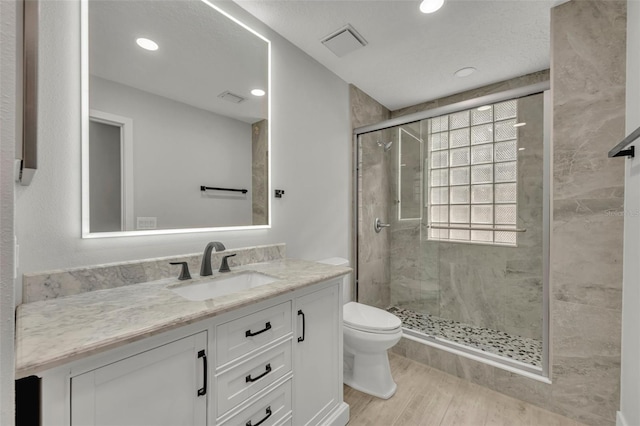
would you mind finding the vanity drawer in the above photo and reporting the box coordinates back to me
[216,340,292,416]
[218,379,292,426]
[216,301,291,366]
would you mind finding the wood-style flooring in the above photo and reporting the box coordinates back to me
[344,353,584,426]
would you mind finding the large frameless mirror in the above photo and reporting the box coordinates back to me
[81,0,270,238]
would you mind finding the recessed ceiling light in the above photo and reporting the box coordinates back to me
[136,38,158,51]
[454,67,476,78]
[477,105,491,111]
[514,122,527,127]
[251,89,266,97]
[420,0,444,14]
[518,147,526,151]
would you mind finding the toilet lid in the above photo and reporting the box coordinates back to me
[343,302,402,332]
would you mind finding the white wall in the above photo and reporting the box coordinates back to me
[91,76,253,229]
[619,1,640,425]
[0,0,17,422]
[14,0,351,304]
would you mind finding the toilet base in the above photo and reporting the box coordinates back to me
[344,377,397,400]
[343,350,397,400]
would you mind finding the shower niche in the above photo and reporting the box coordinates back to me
[356,86,549,375]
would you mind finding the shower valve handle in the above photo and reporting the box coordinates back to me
[374,218,391,233]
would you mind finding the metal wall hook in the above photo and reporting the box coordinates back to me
[374,218,390,233]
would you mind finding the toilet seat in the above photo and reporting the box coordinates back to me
[343,302,402,334]
[344,322,401,334]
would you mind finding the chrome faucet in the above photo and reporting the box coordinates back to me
[200,242,226,276]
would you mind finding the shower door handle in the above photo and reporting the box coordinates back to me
[374,218,390,233]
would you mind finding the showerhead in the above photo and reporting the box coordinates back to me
[377,141,393,152]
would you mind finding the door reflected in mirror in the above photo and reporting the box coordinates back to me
[82,0,270,237]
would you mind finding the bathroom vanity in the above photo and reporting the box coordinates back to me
[15,259,351,426]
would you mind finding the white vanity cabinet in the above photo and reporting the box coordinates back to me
[293,285,341,426]
[37,277,348,426]
[71,332,208,426]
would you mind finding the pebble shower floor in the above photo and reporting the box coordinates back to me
[387,306,542,367]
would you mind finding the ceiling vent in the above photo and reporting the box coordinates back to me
[218,91,246,104]
[321,24,367,58]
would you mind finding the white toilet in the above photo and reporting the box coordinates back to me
[318,258,403,400]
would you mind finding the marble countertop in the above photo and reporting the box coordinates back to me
[15,259,351,379]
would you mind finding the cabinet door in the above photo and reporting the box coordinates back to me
[293,285,340,426]
[71,331,207,426]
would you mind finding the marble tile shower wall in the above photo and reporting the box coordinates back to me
[351,85,392,308]
[22,244,286,303]
[391,1,626,425]
[547,0,625,423]
[388,94,545,341]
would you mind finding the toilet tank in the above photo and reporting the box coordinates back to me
[317,257,351,304]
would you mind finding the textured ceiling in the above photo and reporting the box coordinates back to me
[235,0,552,111]
[90,0,268,123]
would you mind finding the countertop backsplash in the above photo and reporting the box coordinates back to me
[22,244,286,303]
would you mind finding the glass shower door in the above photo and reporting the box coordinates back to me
[356,129,393,310]
[356,91,547,373]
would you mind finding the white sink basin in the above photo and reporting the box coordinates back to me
[170,272,278,301]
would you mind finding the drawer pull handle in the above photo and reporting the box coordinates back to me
[246,406,272,426]
[197,350,207,396]
[245,322,271,337]
[297,310,305,342]
[246,363,272,383]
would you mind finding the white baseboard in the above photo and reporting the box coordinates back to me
[617,411,628,426]
[323,402,350,426]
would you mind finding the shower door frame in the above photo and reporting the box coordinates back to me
[353,81,551,379]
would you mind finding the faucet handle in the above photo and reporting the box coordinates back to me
[219,254,237,273]
[170,262,192,280]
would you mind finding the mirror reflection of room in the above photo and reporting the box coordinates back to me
[87,0,269,234]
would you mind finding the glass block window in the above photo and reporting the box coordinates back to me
[427,100,519,246]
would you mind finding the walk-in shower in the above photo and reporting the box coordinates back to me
[354,83,550,376]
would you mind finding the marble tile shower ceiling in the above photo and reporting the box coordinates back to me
[388,306,542,367]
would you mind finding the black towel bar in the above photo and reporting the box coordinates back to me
[200,186,248,194]
[608,126,640,158]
